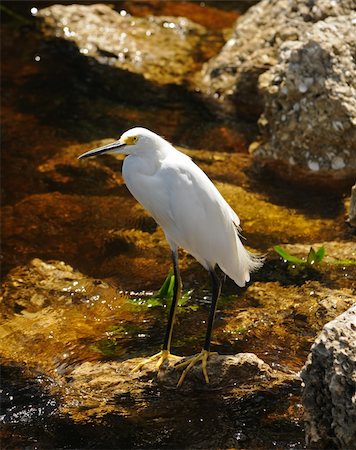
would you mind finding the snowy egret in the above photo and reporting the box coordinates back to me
[79,127,263,386]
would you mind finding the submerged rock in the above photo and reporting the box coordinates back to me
[0,259,303,448]
[1,255,353,446]
[1,190,170,284]
[0,254,351,449]
[301,304,356,449]
[125,0,241,30]
[36,4,223,103]
[2,140,347,280]
[0,258,134,369]
[222,280,355,372]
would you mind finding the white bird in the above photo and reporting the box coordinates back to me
[79,127,263,386]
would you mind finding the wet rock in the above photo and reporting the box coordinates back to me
[124,0,240,31]
[0,258,154,370]
[1,190,171,284]
[197,0,354,119]
[59,352,289,404]
[36,4,223,104]
[1,254,352,447]
[301,304,356,449]
[223,280,355,371]
[0,258,90,316]
[1,257,354,380]
[0,258,303,448]
[1,355,301,449]
[158,352,280,389]
[56,353,295,422]
[255,14,356,188]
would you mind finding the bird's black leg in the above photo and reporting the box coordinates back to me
[203,267,222,352]
[175,266,222,386]
[162,249,181,352]
[132,249,181,372]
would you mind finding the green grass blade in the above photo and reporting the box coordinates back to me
[307,247,317,265]
[274,245,304,264]
[329,259,356,266]
[315,245,326,263]
[153,270,174,299]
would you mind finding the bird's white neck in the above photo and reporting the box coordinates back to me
[124,136,175,175]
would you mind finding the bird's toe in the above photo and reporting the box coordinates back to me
[132,350,179,373]
[176,349,216,387]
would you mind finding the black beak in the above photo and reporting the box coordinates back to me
[78,140,126,159]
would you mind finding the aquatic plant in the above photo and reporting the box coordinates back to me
[274,245,356,267]
[91,274,196,357]
[274,245,325,266]
[146,271,196,311]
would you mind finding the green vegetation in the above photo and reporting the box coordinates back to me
[90,322,143,356]
[274,245,356,268]
[91,274,197,357]
[91,339,120,357]
[128,271,197,311]
[274,245,325,266]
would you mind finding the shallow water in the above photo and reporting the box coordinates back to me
[1,2,355,449]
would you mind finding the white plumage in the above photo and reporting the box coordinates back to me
[79,126,263,386]
[122,128,261,286]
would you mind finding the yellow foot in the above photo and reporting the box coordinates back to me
[132,350,181,373]
[175,350,218,387]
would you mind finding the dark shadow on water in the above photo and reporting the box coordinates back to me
[0,360,305,450]
[0,361,137,449]
[41,160,126,197]
[0,362,58,449]
[246,166,346,219]
[119,377,305,449]
[10,30,218,142]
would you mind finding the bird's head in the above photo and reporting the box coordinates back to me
[78,127,158,159]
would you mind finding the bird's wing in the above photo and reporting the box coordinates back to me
[162,155,262,285]
[159,155,240,265]
[122,155,177,231]
[123,152,261,285]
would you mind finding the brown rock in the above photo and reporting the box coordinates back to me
[0,258,302,448]
[36,4,224,103]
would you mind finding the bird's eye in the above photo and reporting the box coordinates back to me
[124,135,138,145]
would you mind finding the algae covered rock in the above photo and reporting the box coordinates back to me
[0,258,301,449]
[301,304,356,449]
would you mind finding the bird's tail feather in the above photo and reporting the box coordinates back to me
[221,234,264,287]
